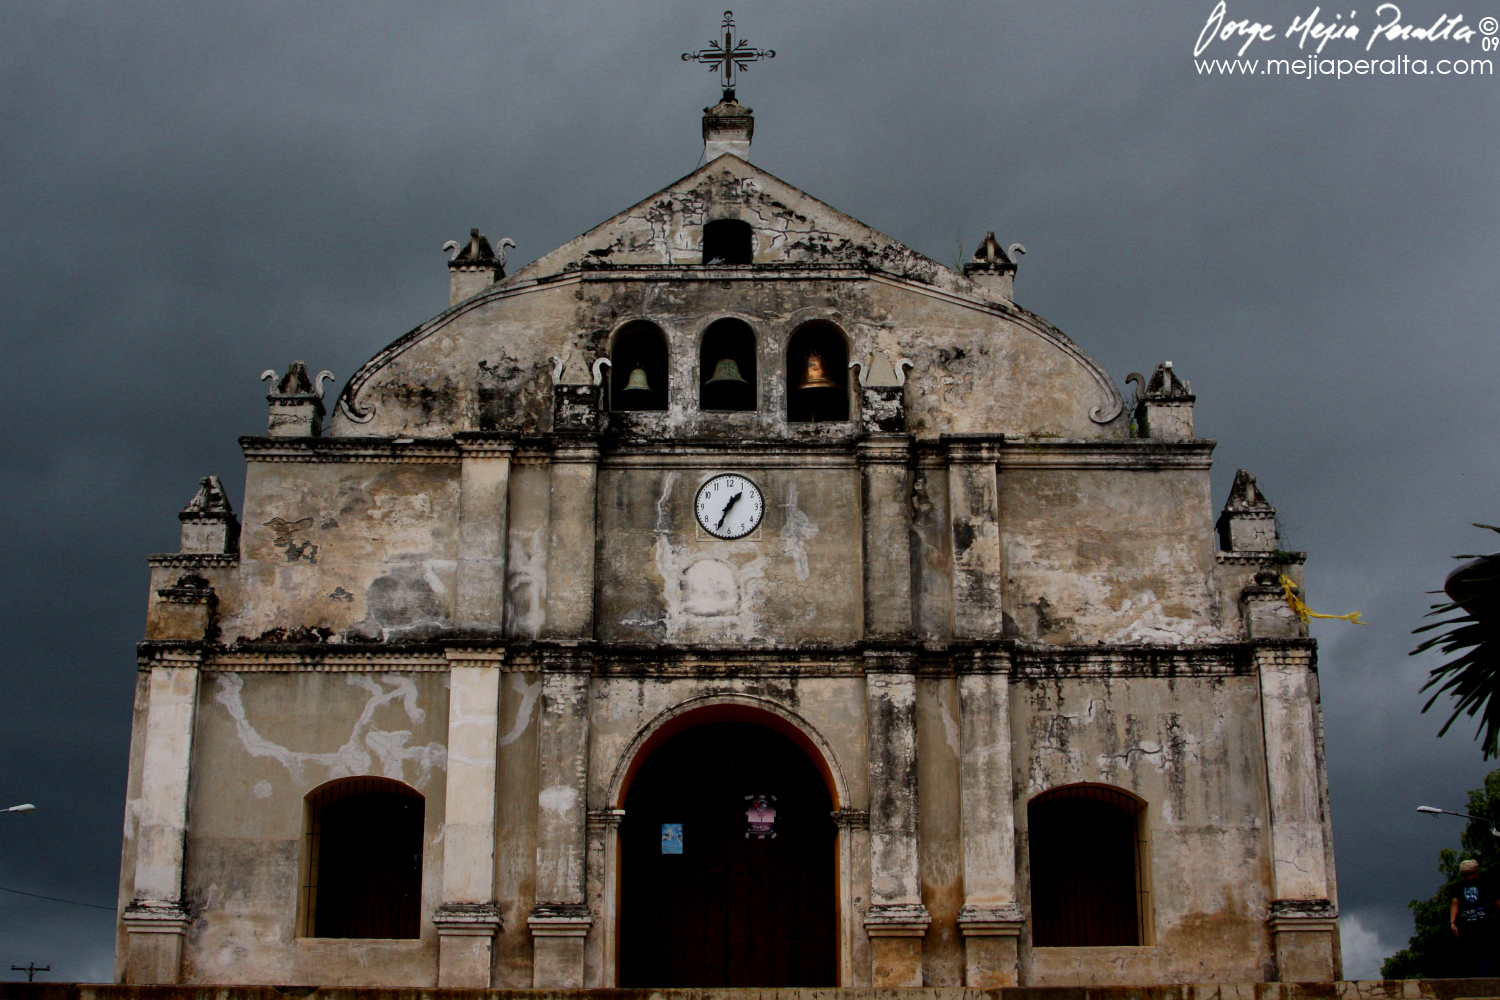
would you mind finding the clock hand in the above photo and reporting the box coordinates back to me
[716,492,742,530]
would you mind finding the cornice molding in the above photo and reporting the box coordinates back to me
[240,436,461,464]
[1216,550,1308,565]
[135,637,1307,676]
[997,438,1216,470]
[147,553,239,569]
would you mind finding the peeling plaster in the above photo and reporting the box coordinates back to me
[780,481,819,581]
[1104,590,1229,645]
[498,673,542,747]
[506,526,547,638]
[539,784,579,816]
[938,683,960,758]
[212,672,446,788]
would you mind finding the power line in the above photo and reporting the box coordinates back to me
[0,885,114,912]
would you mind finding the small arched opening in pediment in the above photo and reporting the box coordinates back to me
[700,319,757,411]
[703,219,753,265]
[786,322,851,423]
[610,321,669,412]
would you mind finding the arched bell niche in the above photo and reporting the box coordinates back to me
[610,321,669,412]
[699,318,757,411]
[702,219,753,265]
[785,322,850,423]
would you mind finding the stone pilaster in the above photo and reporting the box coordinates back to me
[1256,641,1339,981]
[832,808,873,986]
[455,434,514,631]
[1243,569,1305,639]
[434,649,504,987]
[956,646,1023,987]
[544,439,598,640]
[863,649,929,986]
[943,436,1004,641]
[583,807,625,987]
[858,436,914,640]
[151,575,217,642]
[529,647,593,987]
[122,650,202,985]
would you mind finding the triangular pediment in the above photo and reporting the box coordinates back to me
[508,154,969,293]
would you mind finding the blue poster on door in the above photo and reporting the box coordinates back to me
[661,822,683,854]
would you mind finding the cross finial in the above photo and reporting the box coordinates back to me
[681,10,775,101]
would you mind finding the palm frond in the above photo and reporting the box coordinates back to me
[1413,537,1500,758]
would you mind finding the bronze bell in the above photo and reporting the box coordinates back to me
[705,357,750,386]
[795,350,838,391]
[622,362,653,395]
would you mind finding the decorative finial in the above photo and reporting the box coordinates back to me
[444,229,515,276]
[682,10,775,101]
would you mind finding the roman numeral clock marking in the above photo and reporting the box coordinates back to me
[694,473,765,540]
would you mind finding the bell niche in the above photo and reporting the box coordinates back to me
[610,321,669,412]
[786,322,850,422]
[699,318,757,411]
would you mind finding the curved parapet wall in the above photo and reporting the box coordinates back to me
[331,158,1124,440]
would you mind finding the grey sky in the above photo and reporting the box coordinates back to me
[1,0,1496,982]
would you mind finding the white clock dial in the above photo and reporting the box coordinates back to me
[694,473,765,540]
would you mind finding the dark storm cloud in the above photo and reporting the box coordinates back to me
[0,0,1494,980]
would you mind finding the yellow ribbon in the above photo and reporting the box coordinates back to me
[1279,574,1365,625]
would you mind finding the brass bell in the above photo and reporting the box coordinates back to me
[705,357,750,386]
[795,350,838,391]
[622,363,653,395]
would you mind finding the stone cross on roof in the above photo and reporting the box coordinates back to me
[682,10,775,100]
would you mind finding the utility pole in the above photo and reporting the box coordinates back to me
[12,964,50,982]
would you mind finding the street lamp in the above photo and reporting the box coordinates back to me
[1,804,34,815]
[1417,804,1500,838]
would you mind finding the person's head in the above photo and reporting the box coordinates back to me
[1461,859,1480,878]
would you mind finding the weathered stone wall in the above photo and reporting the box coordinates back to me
[595,457,862,646]
[328,162,1126,444]
[222,456,463,644]
[1013,663,1272,985]
[176,671,450,986]
[12,982,1500,1000]
[120,151,1336,989]
[998,452,1225,646]
[327,273,1123,442]
[915,674,965,987]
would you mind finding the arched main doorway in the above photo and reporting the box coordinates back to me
[618,721,838,986]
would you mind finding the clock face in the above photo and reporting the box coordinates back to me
[694,473,765,540]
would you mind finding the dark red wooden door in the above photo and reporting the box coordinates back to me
[1028,786,1142,946]
[619,722,837,986]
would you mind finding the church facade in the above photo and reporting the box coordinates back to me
[116,95,1340,990]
